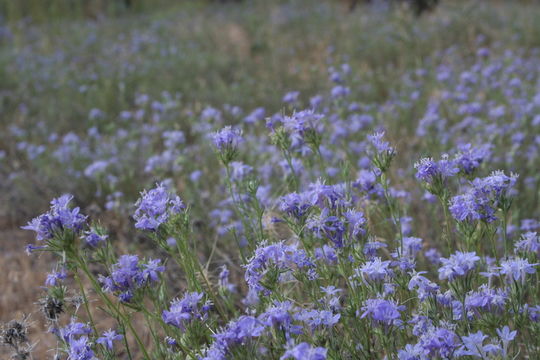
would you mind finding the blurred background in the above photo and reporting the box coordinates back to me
[1,0,540,357]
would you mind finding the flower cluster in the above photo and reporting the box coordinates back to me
[23,194,86,243]
[449,171,518,223]
[133,182,186,230]
[99,255,165,302]
[162,292,210,331]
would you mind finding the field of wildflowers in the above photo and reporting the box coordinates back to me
[1,0,540,359]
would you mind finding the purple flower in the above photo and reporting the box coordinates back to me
[438,251,480,281]
[368,131,393,154]
[455,331,501,358]
[67,336,94,360]
[244,107,266,124]
[414,155,459,183]
[514,232,540,255]
[357,258,393,282]
[398,343,423,360]
[162,130,185,148]
[310,95,323,108]
[450,171,518,223]
[279,191,315,219]
[344,209,366,238]
[212,126,243,152]
[22,194,87,242]
[363,241,387,260]
[45,268,67,286]
[229,161,253,181]
[295,309,340,331]
[283,91,300,104]
[424,248,441,264]
[473,171,518,199]
[454,143,491,175]
[331,85,350,98]
[306,208,345,247]
[520,219,539,231]
[367,131,395,171]
[84,160,109,178]
[497,326,517,357]
[83,229,108,247]
[57,319,91,340]
[408,272,439,300]
[398,237,423,258]
[527,305,540,322]
[449,192,484,222]
[308,180,347,209]
[258,301,298,333]
[244,241,315,294]
[202,316,265,359]
[100,255,163,301]
[162,292,208,331]
[464,285,507,317]
[281,110,324,144]
[314,245,338,264]
[142,259,165,282]
[218,265,236,292]
[133,182,185,231]
[417,327,459,358]
[360,298,404,325]
[354,170,380,197]
[165,336,178,348]
[499,257,537,283]
[281,342,327,360]
[97,329,123,350]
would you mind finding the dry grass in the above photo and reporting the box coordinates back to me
[0,230,53,357]
[0,230,154,358]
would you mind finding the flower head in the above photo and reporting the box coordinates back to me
[83,229,108,247]
[281,342,327,360]
[22,194,86,242]
[438,251,480,281]
[67,336,94,360]
[212,126,243,163]
[414,155,458,184]
[100,255,164,301]
[162,292,209,331]
[97,329,123,350]
[499,257,537,283]
[133,182,185,231]
[360,298,404,326]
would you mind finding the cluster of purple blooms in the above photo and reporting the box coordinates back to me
[99,255,165,302]
[438,251,480,281]
[202,300,339,360]
[212,126,243,163]
[23,194,86,243]
[244,241,316,295]
[162,292,211,331]
[449,171,518,223]
[52,319,123,359]
[415,143,492,186]
[414,155,459,184]
[133,182,186,230]
[359,298,404,326]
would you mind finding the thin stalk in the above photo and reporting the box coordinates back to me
[76,259,151,360]
[73,270,98,335]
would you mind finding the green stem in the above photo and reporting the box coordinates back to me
[439,196,453,252]
[502,209,509,258]
[73,270,98,336]
[76,258,151,360]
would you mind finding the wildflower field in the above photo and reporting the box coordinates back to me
[1,0,540,359]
